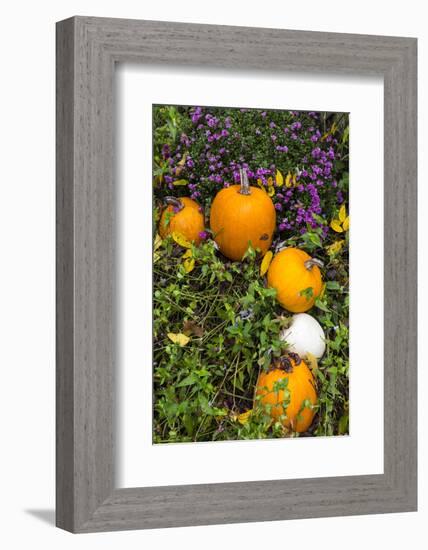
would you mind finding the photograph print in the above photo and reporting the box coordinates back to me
[152,105,349,444]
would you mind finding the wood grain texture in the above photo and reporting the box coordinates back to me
[56,16,417,533]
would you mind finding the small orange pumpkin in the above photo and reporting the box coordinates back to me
[159,196,205,245]
[209,169,276,261]
[255,355,317,433]
[267,247,323,312]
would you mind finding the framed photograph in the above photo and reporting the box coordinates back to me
[56,16,417,533]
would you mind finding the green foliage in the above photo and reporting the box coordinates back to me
[153,233,349,442]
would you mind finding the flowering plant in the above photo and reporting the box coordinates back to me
[153,105,349,238]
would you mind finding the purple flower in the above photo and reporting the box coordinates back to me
[186,158,194,169]
[269,121,276,128]
[291,121,302,131]
[311,147,321,159]
[233,170,241,183]
[275,203,283,211]
[191,107,203,124]
[337,190,344,203]
[271,134,277,141]
[207,117,218,128]
[276,145,289,153]
[198,231,208,240]
[260,111,267,117]
[180,133,190,147]
[224,117,232,128]
[161,144,170,159]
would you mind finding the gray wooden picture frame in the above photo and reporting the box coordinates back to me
[56,16,417,533]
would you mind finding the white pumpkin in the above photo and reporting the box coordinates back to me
[280,313,326,359]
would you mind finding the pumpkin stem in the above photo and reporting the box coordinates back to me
[304,258,324,270]
[239,168,251,195]
[164,196,184,211]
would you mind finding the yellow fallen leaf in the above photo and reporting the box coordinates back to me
[257,178,264,189]
[321,121,337,142]
[183,257,195,273]
[182,249,192,259]
[306,352,318,371]
[275,169,284,187]
[326,240,344,256]
[167,332,190,346]
[175,154,188,176]
[237,410,252,425]
[260,250,273,277]
[330,219,344,233]
[172,179,188,186]
[339,204,347,223]
[267,185,275,197]
[172,231,192,248]
[154,233,163,251]
[319,282,326,299]
[292,173,297,187]
[153,252,161,264]
[177,152,187,166]
[343,216,350,231]
[285,172,292,188]
[267,176,273,187]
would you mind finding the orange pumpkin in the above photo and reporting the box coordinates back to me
[209,169,276,261]
[255,356,317,433]
[267,247,323,312]
[159,196,205,245]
